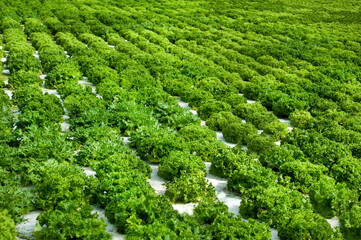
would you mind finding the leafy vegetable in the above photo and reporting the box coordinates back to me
[309,176,358,218]
[340,205,361,240]
[8,71,42,88]
[209,147,251,178]
[0,210,16,240]
[130,126,188,162]
[198,100,231,120]
[239,185,312,227]
[246,135,277,154]
[209,214,271,240]
[289,110,313,128]
[158,151,205,180]
[193,200,229,224]
[105,190,176,233]
[262,121,290,141]
[222,122,257,144]
[331,157,361,191]
[33,200,111,240]
[75,135,132,166]
[279,161,328,193]
[29,160,96,210]
[108,101,157,135]
[228,163,277,195]
[165,173,216,203]
[177,124,216,142]
[0,168,33,223]
[205,111,243,131]
[45,62,82,89]
[278,210,333,240]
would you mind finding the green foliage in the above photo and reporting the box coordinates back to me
[94,153,151,179]
[45,62,82,89]
[233,102,267,119]
[96,171,154,207]
[6,54,42,73]
[279,161,328,193]
[67,124,119,144]
[87,65,119,85]
[136,87,177,108]
[108,101,157,136]
[95,80,124,102]
[198,77,235,99]
[340,204,361,239]
[152,101,200,130]
[198,100,231,120]
[222,122,257,144]
[262,121,290,141]
[39,48,68,73]
[1,17,21,31]
[193,200,229,224]
[8,71,42,88]
[273,96,309,117]
[44,17,65,35]
[30,32,53,49]
[29,160,96,210]
[24,18,49,35]
[130,126,187,162]
[33,201,111,240]
[187,138,231,162]
[228,163,277,195]
[0,89,10,107]
[56,81,85,99]
[224,93,247,108]
[0,168,33,223]
[85,19,115,37]
[125,219,178,239]
[15,124,75,163]
[75,135,131,166]
[239,185,312,227]
[64,92,110,128]
[278,210,333,240]
[206,111,242,131]
[289,110,313,128]
[208,214,271,240]
[3,28,32,53]
[4,0,361,238]
[0,210,16,240]
[309,176,358,218]
[15,91,64,129]
[165,173,216,203]
[247,112,279,129]
[0,103,13,144]
[182,88,214,108]
[322,125,361,145]
[158,151,205,181]
[209,147,252,178]
[258,90,287,108]
[233,102,278,128]
[120,65,158,90]
[105,190,176,234]
[177,124,216,142]
[246,135,277,154]
[282,129,352,168]
[11,86,43,108]
[242,82,264,100]
[126,215,209,239]
[331,157,361,191]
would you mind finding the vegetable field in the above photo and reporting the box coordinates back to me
[1,0,361,239]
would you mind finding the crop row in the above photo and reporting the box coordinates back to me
[1,0,361,239]
[1,11,271,240]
